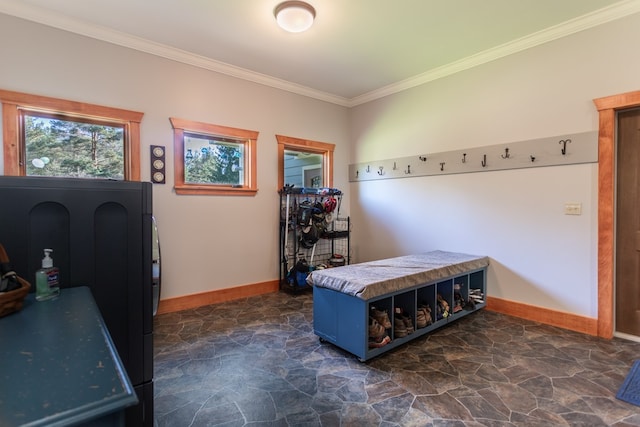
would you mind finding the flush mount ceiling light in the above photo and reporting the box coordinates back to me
[274,1,316,33]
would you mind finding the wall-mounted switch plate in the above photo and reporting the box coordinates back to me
[564,202,582,215]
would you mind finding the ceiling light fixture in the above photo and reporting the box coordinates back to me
[274,1,316,33]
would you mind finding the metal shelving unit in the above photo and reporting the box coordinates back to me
[279,186,350,293]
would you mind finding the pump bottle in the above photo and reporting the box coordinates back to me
[35,248,60,301]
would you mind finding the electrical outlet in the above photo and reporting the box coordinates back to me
[564,202,582,215]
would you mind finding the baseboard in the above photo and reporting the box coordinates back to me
[157,280,280,314]
[486,296,598,336]
[158,285,599,336]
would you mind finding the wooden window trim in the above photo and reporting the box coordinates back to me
[0,89,143,180]
[170,117,259,196]
[276,134,334,191]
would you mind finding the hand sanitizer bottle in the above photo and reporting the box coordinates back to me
[36,249,60,301]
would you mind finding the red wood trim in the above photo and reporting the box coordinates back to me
[592,90,640,339]
[486,296,598,336]
[2,102,20,175]
[157,280,279,314]
[276,134,335,190]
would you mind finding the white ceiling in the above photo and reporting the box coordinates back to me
[1,0,639,106]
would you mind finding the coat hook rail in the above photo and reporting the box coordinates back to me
[559,139,571,155]
[348,131,597,182]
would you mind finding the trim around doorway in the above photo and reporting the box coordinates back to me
[593,90,640,338]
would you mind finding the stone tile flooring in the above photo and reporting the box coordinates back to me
[153,291,640,426]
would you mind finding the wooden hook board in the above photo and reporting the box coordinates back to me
[348,131,598,182]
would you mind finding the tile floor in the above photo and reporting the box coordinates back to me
[153,291,640,426]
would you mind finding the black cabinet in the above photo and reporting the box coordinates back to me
[0,176,154,426]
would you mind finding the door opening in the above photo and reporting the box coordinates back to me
[615,107,640,341]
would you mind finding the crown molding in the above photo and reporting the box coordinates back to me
[1,0,639,108]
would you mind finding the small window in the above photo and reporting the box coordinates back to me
[23,112,126,179]
[276,134,334,191]
[170,118,258,196]
[1,89,143,180]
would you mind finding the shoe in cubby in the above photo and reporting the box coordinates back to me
[416,304,432,328]
[436,293,450,320]
[370,306,392,329]
[369,317,387,340]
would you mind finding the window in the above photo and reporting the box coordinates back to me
[23,113,125,179]
[276,134,334,190]
[170,117,258,196]
[1,89,143,180]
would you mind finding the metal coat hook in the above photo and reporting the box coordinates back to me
[501,148,510,159]
[366,165,371,173]
[377,166,384,176]
[462,153,467,163]
[419,156,427,162]
[356,170,359,178]
[393,162,397,170]
[405,165,412,174]
[440,162,445,171]
[530,155,536,162]
[481,154,487,168]
[559,139,571,155]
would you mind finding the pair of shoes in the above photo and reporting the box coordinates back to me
[416,304,432,328]
[436,294,450,320]
[453,292,465,313]
[370,306,392,329]
[469,289,484,304]
[369,317,387,340]
[394,307,414,338]
[369,334,391,348]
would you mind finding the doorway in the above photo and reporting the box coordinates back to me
[594,90,640,339]
[615,107,640,339]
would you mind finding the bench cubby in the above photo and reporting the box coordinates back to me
[311,251,488,361]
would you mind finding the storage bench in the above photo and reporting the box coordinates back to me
[308,250,489,361]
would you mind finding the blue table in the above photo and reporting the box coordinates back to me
[0,287,137,426]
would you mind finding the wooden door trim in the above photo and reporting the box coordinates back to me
[593,90,640,338]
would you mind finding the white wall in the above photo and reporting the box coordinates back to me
[0,14,350,299]
[349,12,640,318]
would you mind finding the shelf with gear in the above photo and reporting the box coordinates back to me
[279,186,350,293]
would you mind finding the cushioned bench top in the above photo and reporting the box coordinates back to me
[307,250,489,300]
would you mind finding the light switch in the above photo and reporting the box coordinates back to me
[564,202,582,215]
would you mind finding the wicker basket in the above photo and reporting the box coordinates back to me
[0,276,31,317]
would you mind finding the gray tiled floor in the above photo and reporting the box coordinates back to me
[153,291,640,426]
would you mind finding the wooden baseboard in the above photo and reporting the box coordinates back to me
[157,280,280,315]
[158,284,599,337]
[486,296,598,336]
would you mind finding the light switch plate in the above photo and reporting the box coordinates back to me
[564,202,582,215]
